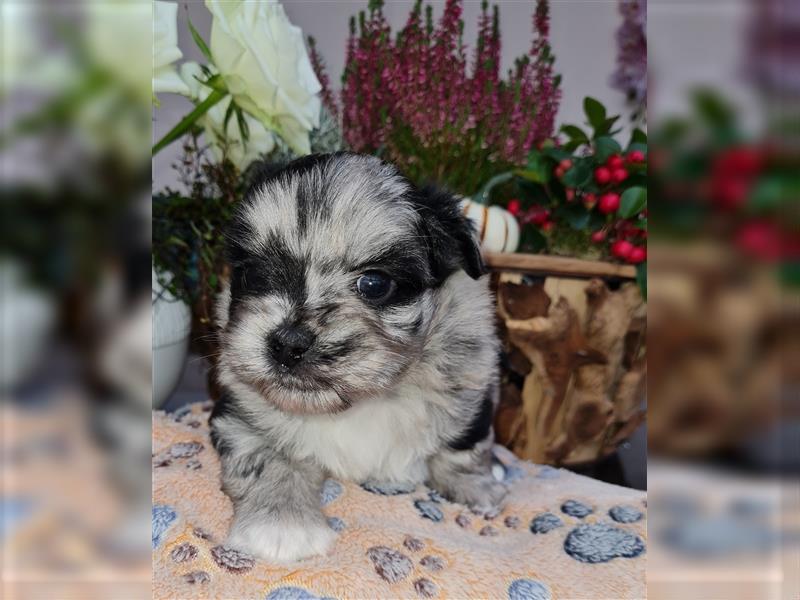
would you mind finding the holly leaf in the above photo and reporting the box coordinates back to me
[619,186,647,218]
[584,97,606,130]
[594,136,622,163]
[630,127,647,145]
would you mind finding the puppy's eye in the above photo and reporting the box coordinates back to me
[356,271,396,303]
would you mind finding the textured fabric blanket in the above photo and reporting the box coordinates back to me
[153,403,646,600]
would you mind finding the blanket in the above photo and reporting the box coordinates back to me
[153,402,646,599]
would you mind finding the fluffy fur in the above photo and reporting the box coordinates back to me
[211,152,505,563]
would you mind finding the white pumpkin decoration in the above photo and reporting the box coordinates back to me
[460,198,520,253]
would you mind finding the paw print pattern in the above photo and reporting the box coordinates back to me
[327,517,346,532]
[414,500,444,522]
[183,570,210,584]
[403,536,425,552]
[529,512,563,534]
[504,516,521,529]
[367,546,413,583]
[561,499,593,518]
[170,542,198,563]
[320,479,343,506]
[210,545,255,573]
[414,577,439,598]
[479,525,499,537]
[508,578,551,600]
[455,513,472,528]
[564,523,645,563]
[609,505,644,524]
[152,505,177,549]
[265,586,336,600]
[419,555,445,572]
[361,481,416,495]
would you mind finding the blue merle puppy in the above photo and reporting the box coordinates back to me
[210,152,506,562]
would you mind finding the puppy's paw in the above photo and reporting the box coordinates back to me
[227,519,336,563]
[438,475,508,517]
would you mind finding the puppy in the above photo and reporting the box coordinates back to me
[210,152,505,562]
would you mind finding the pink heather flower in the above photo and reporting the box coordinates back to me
[332,0,561,194]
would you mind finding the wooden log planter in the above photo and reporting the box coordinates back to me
[486,252,646,468]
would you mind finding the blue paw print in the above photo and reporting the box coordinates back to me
[508,578,551,600]
[529,512,563,534]
[361,481,416,495]
[320,479,343,506]
[609,505,644,524]
[564,523,645,563]
[414,500,444,522]
[561,499,593,518]
[327,517,346,532]
[152,505,177,549]
[266,586,336,600]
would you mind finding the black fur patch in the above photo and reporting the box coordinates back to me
[209,390,236,456]
[448,392,494,451]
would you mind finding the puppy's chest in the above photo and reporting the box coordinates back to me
[291,393,441,484]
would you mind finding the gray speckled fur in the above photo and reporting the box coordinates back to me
[211,153,505,562]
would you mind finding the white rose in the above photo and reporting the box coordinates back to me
[204,0,321,155]
[154,1,190,96]
[181,62,275,171]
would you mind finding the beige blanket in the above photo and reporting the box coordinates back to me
[153,403,646,599]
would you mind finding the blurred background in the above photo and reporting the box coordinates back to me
[1,0,798,599]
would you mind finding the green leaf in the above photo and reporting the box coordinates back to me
[619,186,647,218]
[636,262,647,300]
[594,115,620,137]
[560,124,589,145]
[630,127,647,145]
[223,101,235,133]
[234,103,250,142]
[557,203,592,231]
[627,142,648,156]
[583,97,606,129]
[152,88,228,155]
[188,18,213,62]
[594,136,622,163]
[561,159,592,188]
[519,226,547,253]
[515,153,551,184]
[542,146,573,162]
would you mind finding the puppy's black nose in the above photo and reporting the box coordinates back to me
[268,325,315,368]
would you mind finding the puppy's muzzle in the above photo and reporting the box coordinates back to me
[268,324,316,369]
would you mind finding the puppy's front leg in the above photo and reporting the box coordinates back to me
[427,439,507,516]
[218,439,334,563]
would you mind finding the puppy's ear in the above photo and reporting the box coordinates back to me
[413,185,486,281]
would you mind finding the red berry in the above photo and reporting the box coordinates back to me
[611,168,629,184]
[507,199,522,216]
[565,188,575,202]
[583,193,597,210]
[598,192,621,214]
[559,158,573,170]
[594,167,612,185]
[607,154,625,169]
[541,220,555,232]
[626,150,646,164]
[611,240,634,259]
[627,246,647,264]
[523,205,550,226]
[591,230,606,243]
[555,166,566,179]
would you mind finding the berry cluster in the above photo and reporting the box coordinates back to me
[508,148,646,264]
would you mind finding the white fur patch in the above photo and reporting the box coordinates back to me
[227,519,336,563]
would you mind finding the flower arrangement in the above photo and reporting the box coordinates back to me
[152,1,342,332]
[312,0,561,196]
[478,97,648,281]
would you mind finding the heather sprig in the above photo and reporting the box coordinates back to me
[314,0,561,197]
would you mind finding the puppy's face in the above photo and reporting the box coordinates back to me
[220,153,484,414]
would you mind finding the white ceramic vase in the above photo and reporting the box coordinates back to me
[152,269,191,408]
